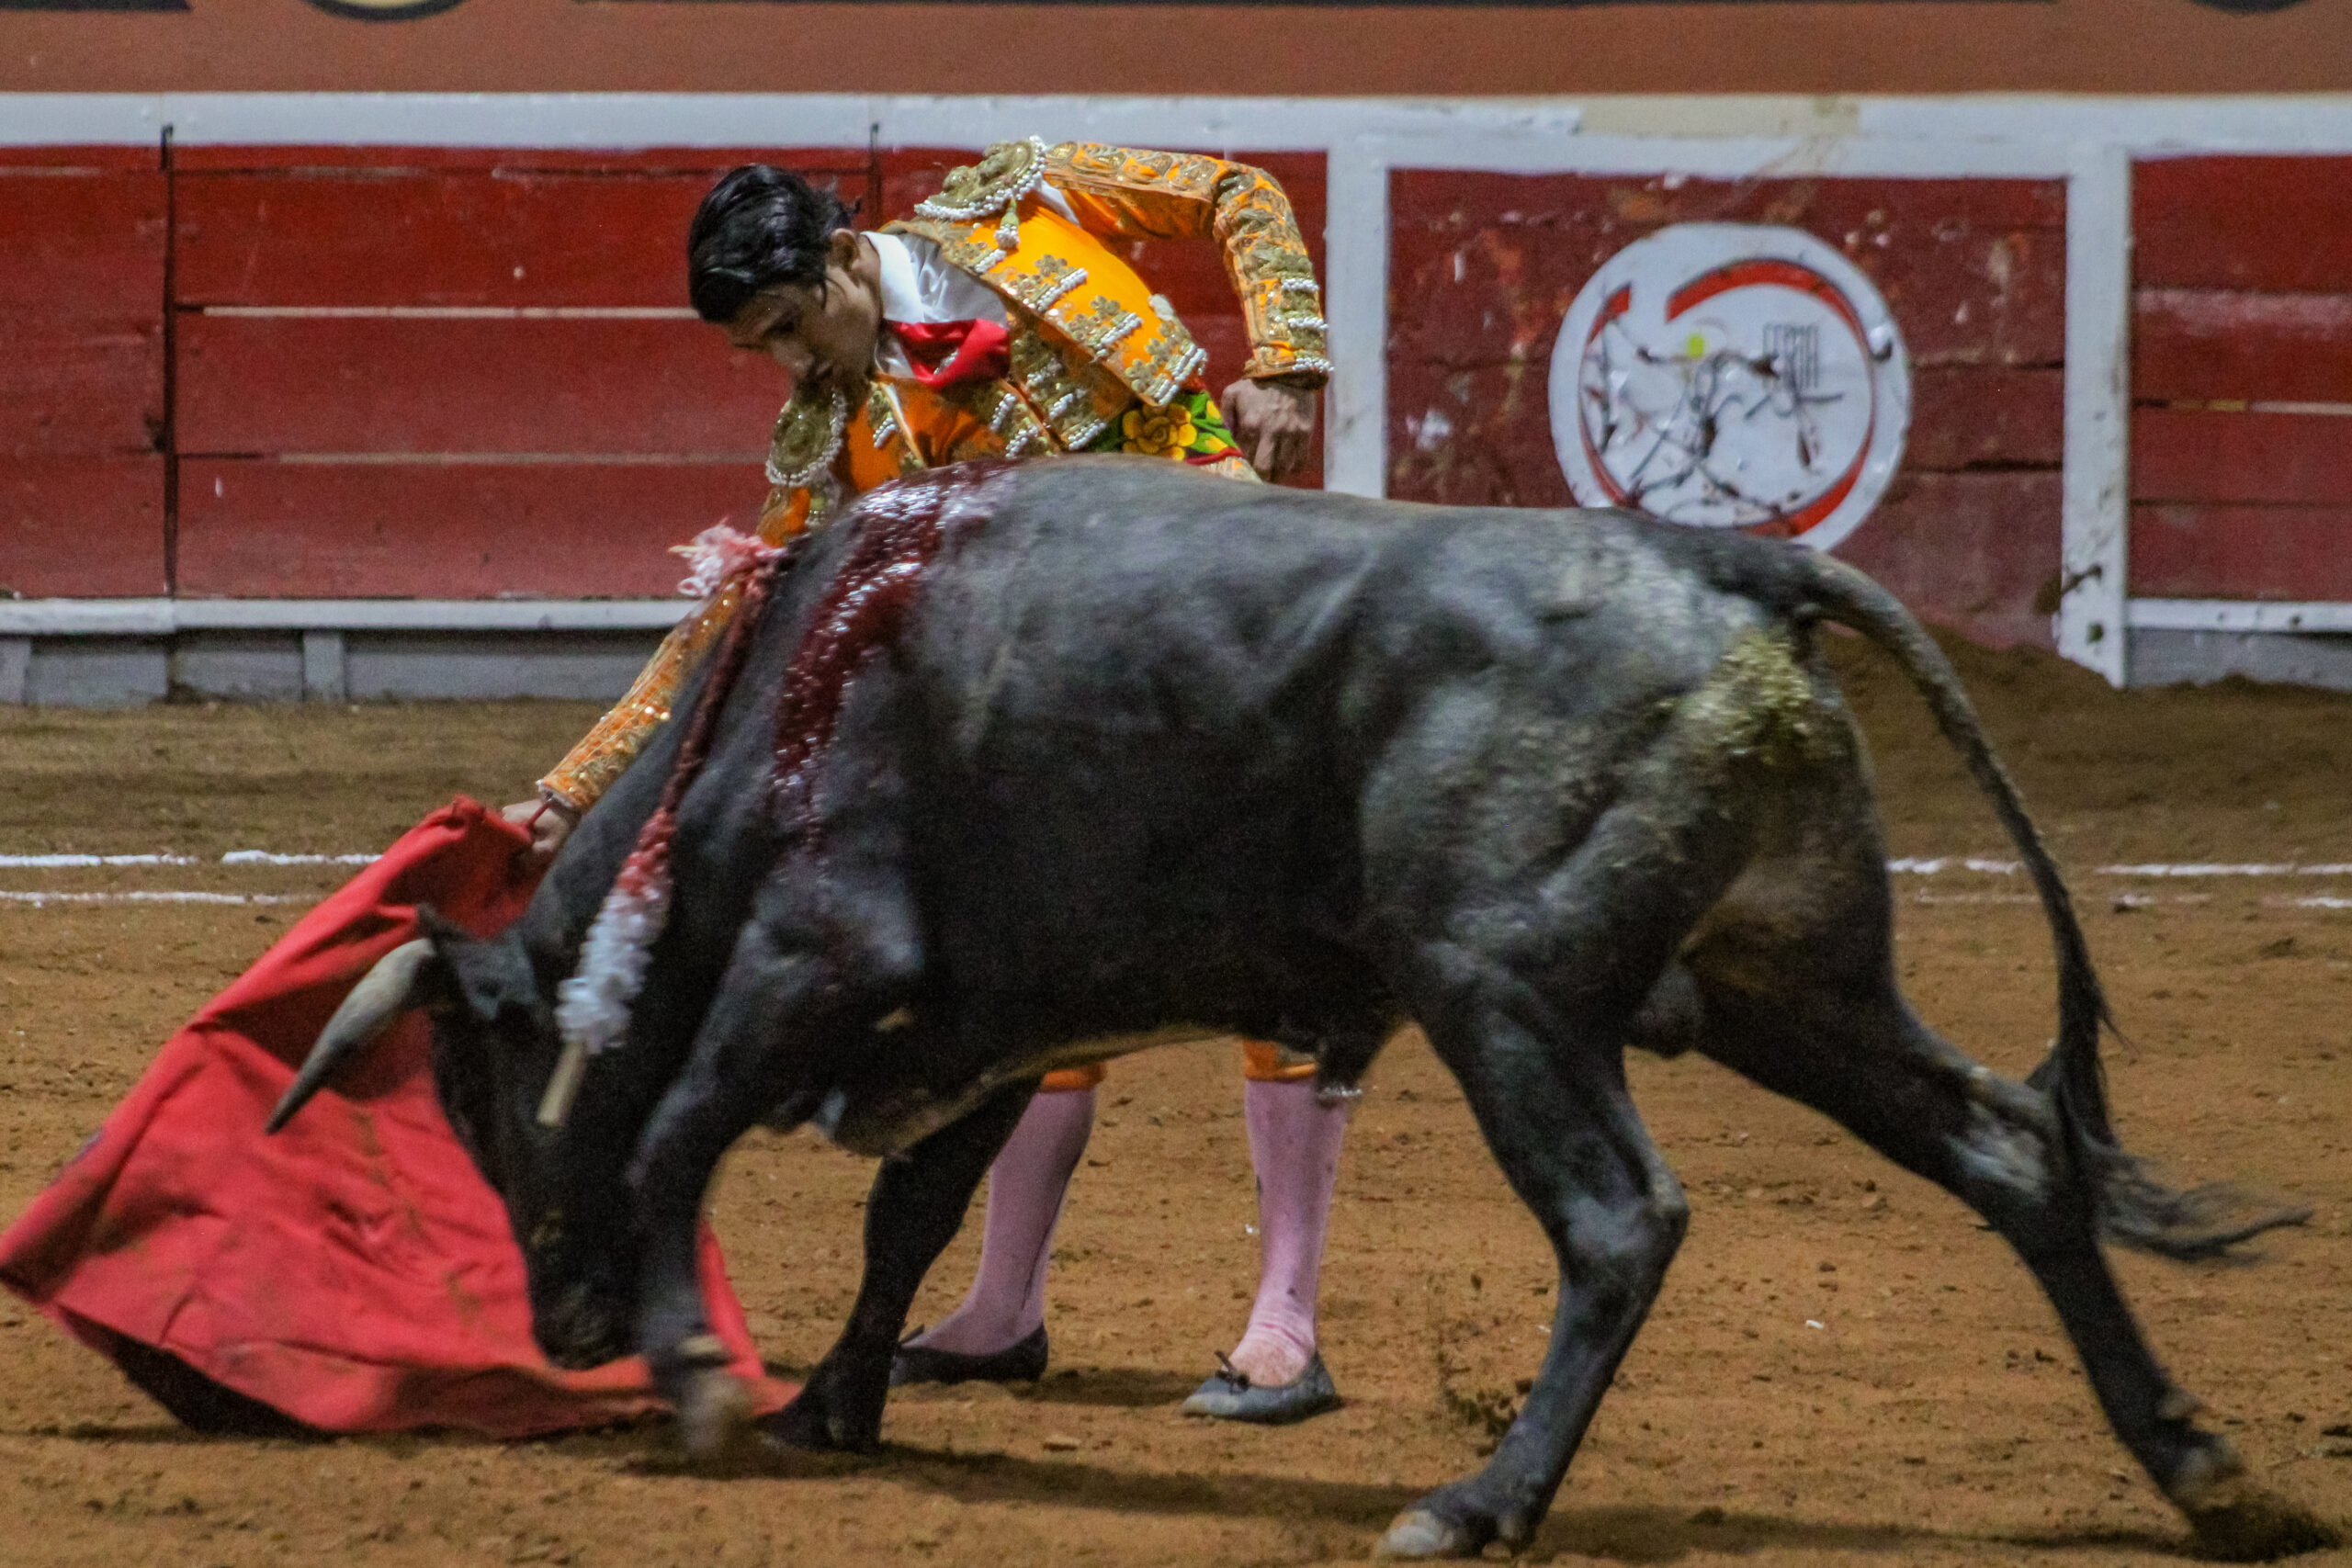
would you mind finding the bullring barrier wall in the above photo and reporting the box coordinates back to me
[1,94,2347,702]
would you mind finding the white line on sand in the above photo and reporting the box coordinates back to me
[0,852,378,868]
[0,853,200,868]
[0,891,313,907]
[1894,860,2352,879]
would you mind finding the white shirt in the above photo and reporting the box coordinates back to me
[865,183,1083,379]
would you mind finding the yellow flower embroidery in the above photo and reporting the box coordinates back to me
[1120,405,1198,457]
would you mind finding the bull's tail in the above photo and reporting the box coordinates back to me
[1773,550,2307,1259]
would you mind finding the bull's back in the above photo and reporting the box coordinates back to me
[876,459,1787,1020]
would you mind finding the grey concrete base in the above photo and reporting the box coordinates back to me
[3,630,666,706]
[345,632,664,701]
[2130,628,2352,692]
[11,625,2352,705]
[26,638,174,707]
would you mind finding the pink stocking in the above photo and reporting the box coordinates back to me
[1227,1077,1351,1385]
[907,1086,1095,1356]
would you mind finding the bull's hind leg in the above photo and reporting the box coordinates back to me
[1664,808,2335,1555]
[1382,959,1690,1561]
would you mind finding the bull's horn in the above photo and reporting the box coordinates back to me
[266,938,436,1134]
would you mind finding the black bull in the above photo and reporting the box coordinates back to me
[275,457,2327,1560]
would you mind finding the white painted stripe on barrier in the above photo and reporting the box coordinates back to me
[2059,143,2132,687]
[1860,97,2352,155]
[0,93,1581,153]
[1363,129,2075,180]
[2126,600,2352,636]
[204,306,700,320]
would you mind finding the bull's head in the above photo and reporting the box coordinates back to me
[267,909,646,1370]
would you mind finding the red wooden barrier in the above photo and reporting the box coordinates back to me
[175,316,778,457]
[173,149,869,600]
[1385,170,2068,649]
[0,146,167,597]
[2132,154,2352,603]
[175,458,762,600]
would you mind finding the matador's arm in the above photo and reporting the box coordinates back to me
[537,482,812,812]
[1042,143,1330,386]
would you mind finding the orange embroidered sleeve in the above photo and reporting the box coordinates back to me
[537,480,816,812]
[1042,143,1329,386]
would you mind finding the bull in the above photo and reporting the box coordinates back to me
[272,457,2326,1560]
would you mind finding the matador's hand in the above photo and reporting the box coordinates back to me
[500,795,581,871]
[1222,378,1318,481]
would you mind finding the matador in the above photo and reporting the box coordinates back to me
[509,139,1352,1423]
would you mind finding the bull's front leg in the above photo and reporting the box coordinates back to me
[763,1084,1035,1452]
[624,913,917,1462]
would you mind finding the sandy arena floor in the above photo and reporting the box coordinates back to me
[3,636,2351,1567]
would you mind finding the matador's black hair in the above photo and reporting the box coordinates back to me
[686,165,857,324]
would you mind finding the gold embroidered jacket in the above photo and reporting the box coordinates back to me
[539,140,1324,812]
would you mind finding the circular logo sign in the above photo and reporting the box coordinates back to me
[1550,223,1909,551]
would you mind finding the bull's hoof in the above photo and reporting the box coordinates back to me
[2170,1445,2342,1562]
[1375,1495,1529,1561]
[673,1362,757,1466]
[759,1359,889,1454]
[1375,1510,1481,1560]
[2186,1491,2342,1562]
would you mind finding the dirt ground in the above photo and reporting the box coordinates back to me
[4,635,2352,1568]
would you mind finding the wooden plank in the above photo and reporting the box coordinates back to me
[1385,362,1577,511]
[0,145,160,173]
[176,167,872,309]
[0,318,163,457]
[2133,407,2352,505]
[0,169,166,315]
[2133,288,2352,404]
[1388,172,2066,372]
[0,457,166,597]
[177,459,768,599]
[1906,367,2064,471]
[2132,502,2352,602]
[1833,469,2062,650]
[2135,156,2352,294]
[176,315,783,457]
[0,167,164,457]
[174,145,871,175]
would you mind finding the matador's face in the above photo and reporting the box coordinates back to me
[724,228,885,404]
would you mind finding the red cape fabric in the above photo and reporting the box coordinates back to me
[0,798,796,1438]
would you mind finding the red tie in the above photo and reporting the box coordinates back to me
[889,320,1012,389]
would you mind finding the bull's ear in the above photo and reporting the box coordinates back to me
[418,906,536,1026]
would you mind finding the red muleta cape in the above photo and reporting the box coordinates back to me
[0,797,795,1438]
